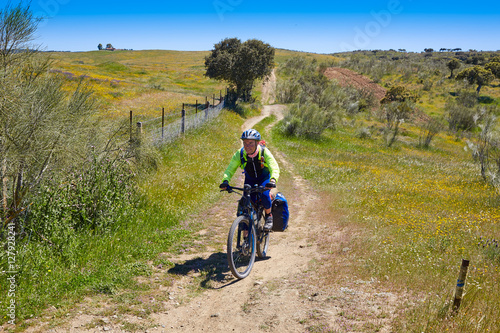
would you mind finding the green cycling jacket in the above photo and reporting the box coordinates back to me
[222,146,280,183]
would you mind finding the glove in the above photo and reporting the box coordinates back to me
[265,179,276,188]
[219,180,229,189]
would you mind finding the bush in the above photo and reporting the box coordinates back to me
[281,102,333,139]
[26,151,136,253]
[357,127,372,139]
[446,102,477,132]
[278,56,317,77]
[418,116,444,148]
[275,79,300,104]
[456,89,478,108]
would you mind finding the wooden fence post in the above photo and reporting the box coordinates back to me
[181,108,186,134]
[213,94,215,106]
[452,259,470,314]
[196,100,198,114]
[205,101,209,121]
[129,110,133,141]
[161,107,165,139]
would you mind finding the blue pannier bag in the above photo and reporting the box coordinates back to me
[271,192,289,232]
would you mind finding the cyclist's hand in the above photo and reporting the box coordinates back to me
[265,179,276,189]
[219,180,229,190]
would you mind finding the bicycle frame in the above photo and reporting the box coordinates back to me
[226,184,265,230]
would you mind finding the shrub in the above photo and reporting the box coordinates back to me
[281,102,333,139]
[466,107,500,188]
[26,151,136,253]
[278,56,317,77]
[456,89,478,108]
[357,127,372,139]
[383,100,414,147]
[275,79,300,104]
[418,116,444,148]
[446,102,477,132]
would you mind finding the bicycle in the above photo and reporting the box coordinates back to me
[221,184,271,279]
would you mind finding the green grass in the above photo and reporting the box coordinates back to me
[270,118,500,332]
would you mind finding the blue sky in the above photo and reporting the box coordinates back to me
[17,0,500,53]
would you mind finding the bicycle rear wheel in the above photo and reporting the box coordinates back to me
[227,216,256,279]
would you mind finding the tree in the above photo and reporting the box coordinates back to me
[456,66,495,94]
[98,43,103,50]
[205,37,275,102]
[447,58,460,78]
[381,86,418,147]
[424,48,434,53]
[0,3,40,69]
[0,3,97,227]
[485,62,500,79]
[106,43,113,49]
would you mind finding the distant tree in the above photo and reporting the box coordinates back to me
[424,48,434,53]
[381,86,418,147]
[440,48,447,52]
[106,43,113,49]
[98,43,103,50]
[205,37,274,102]
[447,58,461,78]
[490,56,500,63]
[452,48,462,52]
[398,48,406,52]
[485,62,500,79]
[456,66,495,94]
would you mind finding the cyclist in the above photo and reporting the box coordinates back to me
[220,129,280,231]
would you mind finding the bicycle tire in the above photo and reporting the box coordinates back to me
[227,216,256,279]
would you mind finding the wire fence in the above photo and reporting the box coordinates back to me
[129,92,226,146]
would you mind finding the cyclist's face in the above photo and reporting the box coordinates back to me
[243,139,257,154]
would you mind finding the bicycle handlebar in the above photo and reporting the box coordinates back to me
[220,184,269,194]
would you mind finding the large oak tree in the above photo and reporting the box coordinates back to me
[205,38,274,102]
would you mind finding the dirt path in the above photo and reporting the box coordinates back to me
[323,67,386,101]
[25,72,399,333]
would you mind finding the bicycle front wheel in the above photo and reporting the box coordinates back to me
[256,219,270,258]
[227,216,256,279]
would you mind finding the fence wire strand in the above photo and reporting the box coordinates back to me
[136,98,226,146]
